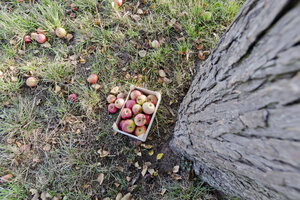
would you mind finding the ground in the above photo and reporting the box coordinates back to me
[0,0,243,199]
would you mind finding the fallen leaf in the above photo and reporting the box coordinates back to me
[137,9,143,15]
[120,193,132,200]
[11,76,18,82]
[161,188,167,196]
[148,168,155,175]
[138,50,147,57]
[128,185,137,192]
[103,198,110,200]
[196,44,204,50]
[198,51,206,60]
[148,149,154,156]
[134,148,142,156]
[173,22,182,32]
[97,173,104,185]
[116,193,123,200]
[172,165,180,173]
[0,174,13,183]
[7,138,15,144]
[110,86,119,94]
[158,70,166,77]
[114,182,120,187]
[131,14,141,21]
[134,161,141,169]
[40,192,51,200]
[43,144,51,151]
[30,189,39,200]
[83,184,90,189]
[141,165,148,176]
[116,166,124,172]
[171,173,182,180]
[55,85,61,93]
[41,42,51,48]
[126,176,131,182]
[145,162,151,166]
[91,84,101,90]
[141,144,152,149]
[20,144,31,153]
[203,50,211,55]
[66,33,73,42]
[156,153,164,160]
[97,149,109,158]
[79,58,86,64]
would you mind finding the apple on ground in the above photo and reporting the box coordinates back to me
[132,104,142,115]
[56,27,67,38]
[68,94,78,103]
[130,90,143,100]
[143,102,155,114]
[36,34,47,44]
[147,94,158,105]
[71,3,79,11]
[136,95,147,105]
[24,35,32,43]
[135,126,147,137]
[116,0,123,7]
[151,40,160,48]
[37,27,46,34]
[108,103,118,114]
[134,113,146,126]
[145,114,151,125]
[26,77,38,87]
[125,99,136,110]
[121,108,132,119]
[115,98,125,109]
[31,32,37,40]
[122,119,136,133]
[87,74,98,84]
[107,94,117,103]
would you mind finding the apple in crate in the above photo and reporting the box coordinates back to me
[134,113,146,126]
[115,98,125,109]
[125,99,136,110]
[121,108,132,119]
[147,94,158,105]
[117,93,125,99]
[145,114,151,125]
[108,103,118,114]
[130,90,143,100]
[122,119,136,133]
[135,126,147,137]
[107,94,117,103]
[143,102,155,115]
[132,104,142,115]
[119,120,125,130]
[136,95,147,105]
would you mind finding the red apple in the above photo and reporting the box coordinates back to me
[135,126,147,137]
[56,27,67,38]
[132,104,142,115]
[136,94,147,105]
[107,94,117,103]
[134,113,146,126]
[119,120,125,130]
[145,114,151,125]
[37,27,46,34]
[143,102,155,114]
[130,90,143,100]
[125,100,136,109]
[117,93,125,99]
[115,98,125,109]
[71,3,79,11]
[147,94,158,105]
[116,0,122,7]
[36,34,47,44]
[24,35,32,43]
[31,32,37,40]
[108,103,118,114]
[68,94,78,103]
[26,77,38,87]
[87,74,98,84]
[121,108,132,119]
[151,40,160,48]
[122,119,136,133]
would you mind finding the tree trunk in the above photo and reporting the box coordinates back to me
[170,0,300,199]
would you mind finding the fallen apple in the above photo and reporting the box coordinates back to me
[31,32,37,40]
[143,102,155,115]
[116,0,123,7]
[130,90,143,100]
[68,93,78,103]
[151,40,160,48]
[37,27,46,34]
[132,104,142,115]
[147,94,158,105]
[107,94,117,103]
[36,34,47,44]
[134,113,146,126]
[55,27,67,38]
[122,119,136,133]
[108,103,118,114]
[125,99,136,110]
[71,3,79,11]
[115,98,125,109]
[117,93,125,99]
[26,77,38,87]
[121,108,132,119]
[24,35,32,43]
[136,94,147,105]
[87,74,98,84]
[135,126,147,137]
[145,114,151,125]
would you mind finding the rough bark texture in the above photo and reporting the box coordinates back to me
[170,0,300,199]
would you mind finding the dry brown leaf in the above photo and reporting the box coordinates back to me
[161,188,167,196]
[91,84,101,90]
[198,51,206,60]
[40,192,51,200]
[128,185,137,192]
[116,166,124,172]
[7,138,15,144]
[141,165,148,176]
[134,148,142,156]
[43,144,51,151]
[126,176,131,182]
[55,85,61,93]
[131,14,141,21]
[172,165,180,173]
[174,22,182,32]
[120,193,132,200]
[110,87,119,94]
[158,70,166,78]
[116,193,123,200]
[97,173,104,185]
[83,184,90,189]
[66,34,73,42]
[114,182,120,187]
[171,173,182,180]
[134,161,141,169]
[0,174,13,183]
[98,149,109,158]
[196,44,204,50]
[79,58,86,64]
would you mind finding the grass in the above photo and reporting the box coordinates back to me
[0,0,243,199]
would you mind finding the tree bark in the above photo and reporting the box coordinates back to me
[170,0,300,199]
